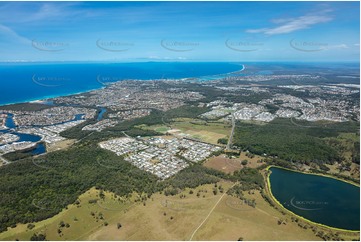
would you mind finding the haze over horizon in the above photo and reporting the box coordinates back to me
[0,1,359,62]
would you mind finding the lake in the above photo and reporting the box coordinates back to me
[268,166,360,231]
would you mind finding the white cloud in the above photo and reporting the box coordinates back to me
[247,13,332,35]
[0,24,30,44]
[326,44,349,50]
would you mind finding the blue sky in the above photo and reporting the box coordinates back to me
[0,1,359,62]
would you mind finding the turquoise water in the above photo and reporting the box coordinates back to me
[269,167,360,230]
[0,62,243,106]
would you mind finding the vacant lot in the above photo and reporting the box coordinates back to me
[87,181,323,241]
[191,191,321,241]
[238,152,265,168]
[204,154,265,174]
[46,139,76,153]
[204,155,243,174]
[137,118,231,144]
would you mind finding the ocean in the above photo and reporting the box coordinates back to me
[0,62,243,106]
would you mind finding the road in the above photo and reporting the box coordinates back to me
[189,183,237,241]
[0,155,9,165]
[226,113,235,150]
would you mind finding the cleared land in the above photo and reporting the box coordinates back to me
[190,191,320,241]
[46,139,76,153]
[137,118,231,145]
[0,181,329,241]
[204,153,265,174]
[204,155,243,174]
[83,182,323,241]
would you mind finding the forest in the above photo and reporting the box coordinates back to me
[0,98,359,233]
[233,118,359,165]
[0,141,243,232]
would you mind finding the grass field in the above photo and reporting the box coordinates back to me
[0,180,333,241]
[137,118,231,144]
[204,155,243,174]
[46,139,76,153]
[190,191,320,241]
[84,181,323,241]
[204,153,265,174]
[0,188,136,241]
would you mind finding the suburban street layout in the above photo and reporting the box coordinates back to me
[100,136,222,179]
[0,1,359,241]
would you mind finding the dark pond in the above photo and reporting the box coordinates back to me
[97,107,106,121]
[269,167,360,231]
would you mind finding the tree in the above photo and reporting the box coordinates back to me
[99,190,105,200]
[59,221,65,228]
[27,224,35,230]
[241,160,248,166]
[30,233,46,241]
[277,219,285,225]
[238,237,244,241]
[213,187,218,195]
[117,223,122,229]
[217,138,228,145]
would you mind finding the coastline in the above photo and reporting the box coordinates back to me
[0,86,107,108]
[0,63,245,108]
[196,64,245,81]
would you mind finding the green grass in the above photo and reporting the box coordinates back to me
[136,118,231,144]
[0,188,135,241]
[155,126,170,133]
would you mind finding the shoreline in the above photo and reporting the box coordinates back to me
[0,64,245,108]
[268,165,359,187]
[265,165,360,233]
[0,86,109,108]
[195,64,245,81]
